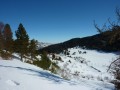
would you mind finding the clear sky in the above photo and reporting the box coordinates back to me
[0,0,120,43]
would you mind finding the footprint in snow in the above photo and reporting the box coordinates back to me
[6,80,20,86]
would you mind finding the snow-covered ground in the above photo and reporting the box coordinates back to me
[0,58,115,90]
[0,47,119,90]
[50,47,119,85]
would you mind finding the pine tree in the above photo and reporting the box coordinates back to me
[0,29,3,51]
[0,22,4,55]
[29,39,38,59]
[15,23,29,61]
[38,51,51,70]
[3,24,13,53]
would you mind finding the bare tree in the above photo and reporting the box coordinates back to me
[116,7,120,23]
[106,8,120,90]
[93,20,107,33]
[94,7,120,89]
[94,8,120,34]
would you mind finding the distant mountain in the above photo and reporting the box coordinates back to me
[39,28,120,53]
[37,42,52,49]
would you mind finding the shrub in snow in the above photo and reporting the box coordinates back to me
[103,76,109,81]
[82,51,87,54]
[52,54,55,60]
[59,68,71,80]
[68,60,71,63]
[108,57,120,89]
[0,51,12,60]
[63,49,70,56]
[81,75,85,78]
[97,76,103,81]
[55,56,62,61]
[51,54,63,62]
[67,55,72,58]
[78,50,82,54]
[32,52,51,70]
[72,52,76,55]
[49,62,60,74]
[72,71,80,80]
[59,63,72,80]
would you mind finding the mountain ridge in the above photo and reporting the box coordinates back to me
[39,29,120,53]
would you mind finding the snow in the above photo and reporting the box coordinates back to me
[50,47,119,84]
[0,58,115,90]
[68,48,118,72]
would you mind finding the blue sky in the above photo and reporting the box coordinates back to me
[0,0,120,43]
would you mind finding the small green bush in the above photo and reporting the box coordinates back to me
[33,52,51,70]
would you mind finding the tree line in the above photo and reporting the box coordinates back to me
[0,23,38,61]
[0,22,59,72]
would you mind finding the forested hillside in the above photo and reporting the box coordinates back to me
[39,27,120,53]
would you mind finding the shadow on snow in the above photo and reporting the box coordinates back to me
[0,64,76,85]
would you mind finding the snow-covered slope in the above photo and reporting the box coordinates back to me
[49,47,119,84]
[0,58,115,90]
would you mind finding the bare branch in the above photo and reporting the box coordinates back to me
[93,20,103,33]
[116,7,120,22]
[108,18,116,27]
[107,57,120,72]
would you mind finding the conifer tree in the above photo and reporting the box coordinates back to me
[3,24,13,53]
[39,51,51,70]
[0,29,3,52]
[29,39,38,59]
[0,22,4,54]
[15,23,29,61]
